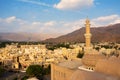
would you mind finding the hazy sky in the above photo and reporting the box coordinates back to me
[0,0,120,35]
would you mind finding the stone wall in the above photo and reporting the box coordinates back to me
[70,69,119,80]
[95,58,120,77]
[51,63,75,80]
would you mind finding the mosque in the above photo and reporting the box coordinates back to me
[51,18,120,80]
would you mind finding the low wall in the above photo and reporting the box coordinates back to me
[95,58,120,77]
[51,63,75,80]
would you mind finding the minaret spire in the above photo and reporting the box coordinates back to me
[84,17,92,53]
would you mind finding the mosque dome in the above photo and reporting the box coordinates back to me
[108,56,118,61]
[82,54,106,67]
[70,69,119,80]
[27,77,39,80]
[58,60,82,69]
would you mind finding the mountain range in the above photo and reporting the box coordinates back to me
[44,23,120,43]
[0,23,120,43]
[0,33,60,41]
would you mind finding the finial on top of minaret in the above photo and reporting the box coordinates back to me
[86,16,90,24]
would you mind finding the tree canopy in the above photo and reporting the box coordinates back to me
[26,65,43,77]
[0,66,4,77]
[77,51,84,58]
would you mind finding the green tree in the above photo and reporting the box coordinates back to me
[95,47,100,51]
[26,65,43,77]
[13,77,18,80]
[0,66,4,77]
[77,51,84,58]
[43,64,51,75]
[46,43,71,51]
[21,76,29,80]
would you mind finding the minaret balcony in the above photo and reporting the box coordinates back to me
[84,34,92,38]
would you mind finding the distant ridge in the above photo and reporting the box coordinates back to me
[0,33,59,41]
[0,23,120,43]
[43,23,120,43]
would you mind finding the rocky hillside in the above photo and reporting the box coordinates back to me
[0,33,59,41]
[44,23,120,43]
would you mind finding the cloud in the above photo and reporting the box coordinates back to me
[93,15,119,22]
[18,0,51,7]
[112,19,120,24]
[44,21,56,27]
[63,19,85,31]
[0,16,58,33]
[0,14,120,36]
[0,16,27,25]
[91,14,120,27]
[5,16,16,23]
[54,0,94,10]
[32,22,41,25]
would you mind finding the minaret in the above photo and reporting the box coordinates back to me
[84,18,92,53]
